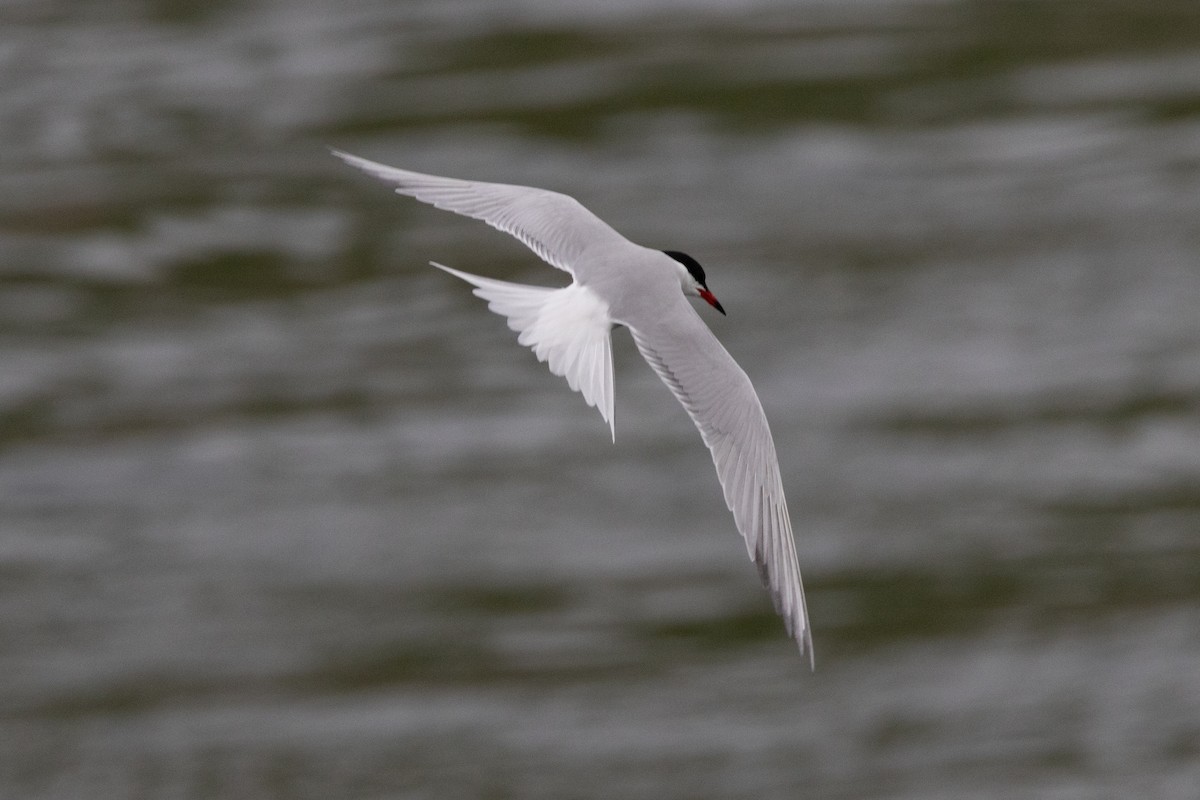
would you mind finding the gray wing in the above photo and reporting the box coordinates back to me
[332,150,630,278]
[630,303,812,665]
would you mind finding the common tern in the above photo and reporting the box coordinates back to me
[334,151,812,664]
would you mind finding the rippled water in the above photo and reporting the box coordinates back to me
[3,1,1200,797]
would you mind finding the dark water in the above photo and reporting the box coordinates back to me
[3,1,1200,797]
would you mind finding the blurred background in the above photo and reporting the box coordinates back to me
[2,0,1200,797]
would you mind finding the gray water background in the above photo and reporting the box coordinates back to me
[2,1,1200,797]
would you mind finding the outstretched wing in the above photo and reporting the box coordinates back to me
[432,262,615,440]
[333,151,629,278]
[630,304,812,665]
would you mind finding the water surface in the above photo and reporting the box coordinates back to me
[2,1,1200,797]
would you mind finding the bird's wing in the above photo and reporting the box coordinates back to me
[432,262,615,440]
[333,151,629,278]
[629,305,812,665]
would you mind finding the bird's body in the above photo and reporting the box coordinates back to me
[334,150,813,665]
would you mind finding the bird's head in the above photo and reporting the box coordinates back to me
[663,250,725,315]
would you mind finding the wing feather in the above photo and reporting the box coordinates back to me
[333,151,629,278]
[630,309,812,665]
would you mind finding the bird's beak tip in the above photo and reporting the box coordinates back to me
[700,288,726,315]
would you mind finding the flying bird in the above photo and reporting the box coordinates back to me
[334,150,812,665]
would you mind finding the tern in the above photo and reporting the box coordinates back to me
[334,150,813,664]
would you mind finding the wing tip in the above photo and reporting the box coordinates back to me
[329,147,365,168]
[797,623,815,671]
[330,148,407,184]
[790,582,814,670]
[758,541,814,670]
[791,596,815,671]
